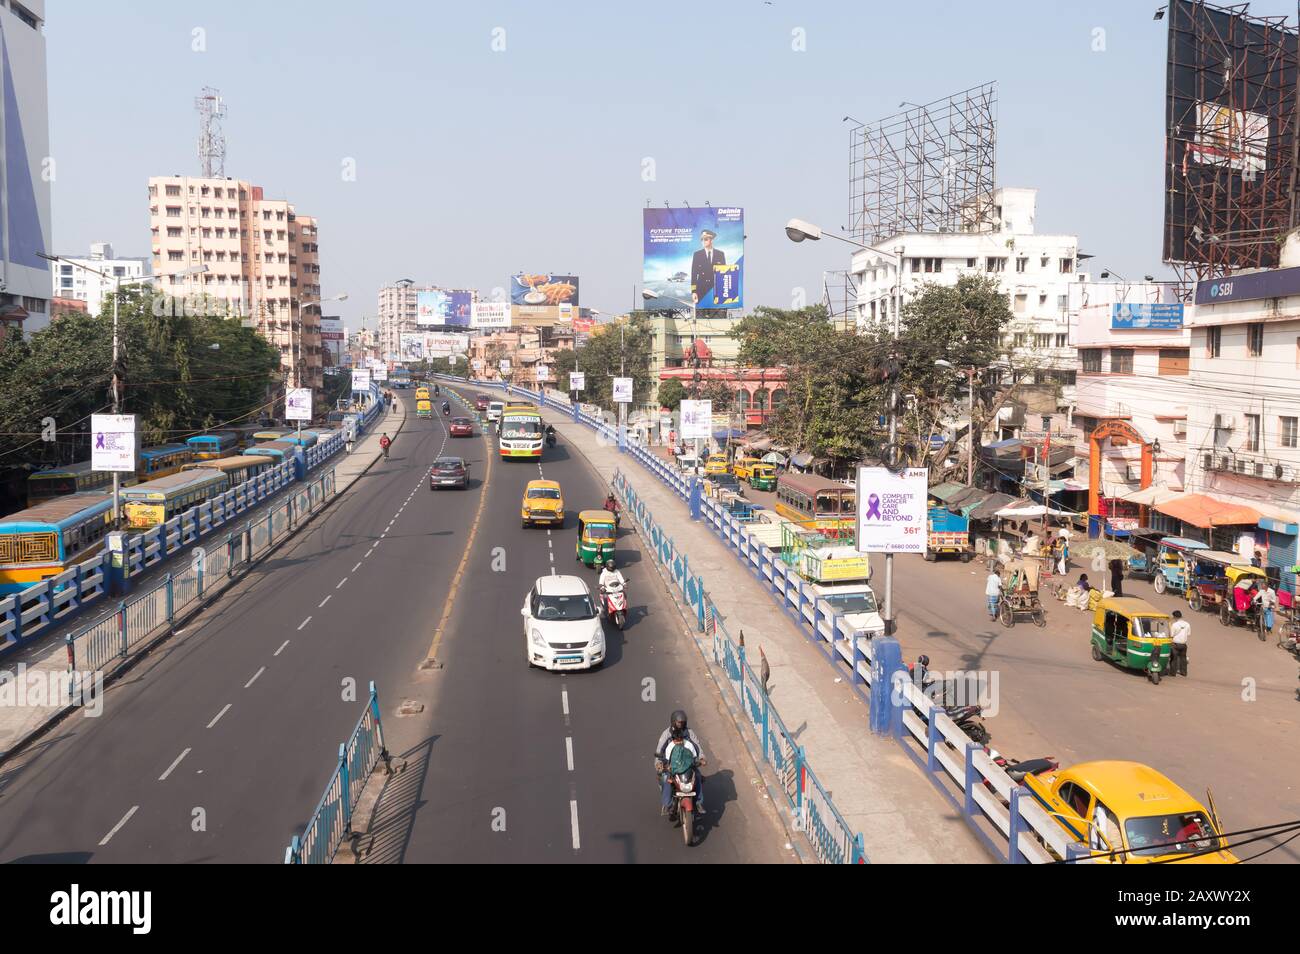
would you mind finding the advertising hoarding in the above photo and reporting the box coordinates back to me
[372,366,389,381]
[499,359,512,374]
[399,333,425,362]
[643,207,744,308]
[446,290,473,327]
[612,377,634,404]
[536,364,550,381]
[416,290,448,326]
[471,358,484,371]
[569,371,585,391]
[1110,303,1185,329]
[285,388,312,422]
[511,274,579,307]
[1194,265,1300,304]
[472,301,511,328]
[855,467,928,554]
[351,368,372,391]
[91,414,136,473]
[425,333,469,355]
[679,400,712,440]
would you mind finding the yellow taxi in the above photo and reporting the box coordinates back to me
[704,453,729,477]
[731,455,760,480]
[521,479,564,528]
[1023,760,1236,864]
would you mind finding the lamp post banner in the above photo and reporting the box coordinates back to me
[855,466,927,553]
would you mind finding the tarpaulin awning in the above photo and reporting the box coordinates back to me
[1252,500,1300,532]
[761,452,787,465]
[791,451,815,468]
[995,504,1073,519]
[1154,493,1261,529]
[948,487,989,510]
[985,438,1023,450]
[928,481,967,502]
[966,492,1019,521]
[1118,485,1182,507]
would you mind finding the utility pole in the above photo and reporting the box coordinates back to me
[882,245,905,637]
[967,368,975,485]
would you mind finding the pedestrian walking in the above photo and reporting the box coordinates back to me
[1108,558,1125,598]
[1170,610,1190,677]
[985,568,1002,620]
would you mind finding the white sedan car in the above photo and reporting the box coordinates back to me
[521,575,606,671]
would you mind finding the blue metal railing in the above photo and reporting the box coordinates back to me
[285,681,388,864]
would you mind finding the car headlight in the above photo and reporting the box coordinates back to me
[590,626,605,648]
[531,629,547,648]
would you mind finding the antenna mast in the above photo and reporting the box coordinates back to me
[196,87,227,177]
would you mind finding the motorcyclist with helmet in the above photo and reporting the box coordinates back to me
[598,557,626,595]
[655,709,706,815]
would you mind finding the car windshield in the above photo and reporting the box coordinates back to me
[452,418,470,425]
[1125,811,1217,856]
[435,459,464,471]
[502,421,540,438]
[534,593,596,621]
[528,487,561,499]
[821,592,878,615]
[586,522,615,541]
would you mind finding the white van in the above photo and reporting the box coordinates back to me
[487,401,505,423]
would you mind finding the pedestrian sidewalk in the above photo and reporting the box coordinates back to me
[0,398,404,759]
[545,408,990,863]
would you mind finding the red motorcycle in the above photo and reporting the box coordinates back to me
[601,585,628,630]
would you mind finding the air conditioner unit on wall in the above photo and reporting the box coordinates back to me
[1215,414,1235,429]
[1204,452,1215,471]
[1172,421,1187,438]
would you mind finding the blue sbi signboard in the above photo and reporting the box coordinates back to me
[1110,303,1184,329]
[1195,266,1300,305]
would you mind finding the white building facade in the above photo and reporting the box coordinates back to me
[50,242,149,316]
[850,187,1082,403]
[0,0,51,335]
[377,281,435,360]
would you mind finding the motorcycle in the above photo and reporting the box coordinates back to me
[655,751,706,847]
[545,431,557,448]
[442,403,451,416]
[986,749,1058,783]
[942,703,992,746]
[601,584,628,630]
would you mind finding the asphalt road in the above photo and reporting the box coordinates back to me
[0,394,789,863]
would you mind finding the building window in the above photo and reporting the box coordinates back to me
[1059,257,1074,273]
[1281,416,1298,449]
[165,184,181,197]
[167,227,182,237]
[1247,322,1264,356]
[1015,257,1027,273]
[985,257,1006,272]
[1207,325,1221,357]
[168,250,184,261]
[1056,294,1068,311]
[22,297,45,313]
[1110,349,1134,374]
[1040,255,1049,268]
[1055,333,1068,348]
[1157,348,1189,376]
[1246,413,1261,452]
[166,206,181,217]
[966,258,976,268]
[1034,333,1052,348]
[1013,332,1027,348]
[1013,294,1027,314]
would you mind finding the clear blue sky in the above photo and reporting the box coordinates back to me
[47,0,1299,326]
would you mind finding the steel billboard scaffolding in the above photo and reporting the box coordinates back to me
[848,83,998,245]
[1163,0,1298,282]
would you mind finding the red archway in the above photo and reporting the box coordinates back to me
[1088,419,1153,519]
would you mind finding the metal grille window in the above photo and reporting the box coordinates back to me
[1207,326,1221,358]
[1081,349,1102,372]
[1246,413,1261,452]
[1281,416,1297,449]
[1247,322,1264,356]
[1110,349,1134,374]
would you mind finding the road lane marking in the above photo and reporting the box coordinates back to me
[424,424,494,667]
[275,639,290,655]
[244,667,266,689]
[565,736,574,771]
[298,616,312,630]
[319,595,332,608]
[561,689,569,716]
[207,704,232,729]
[336,577,348,589]
[99,806,139,846]
[158,748,191,781]
[352,561,362,573]
[570,800,581,851]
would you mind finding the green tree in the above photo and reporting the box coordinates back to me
[564,315,653,411]
[657,378,685,411]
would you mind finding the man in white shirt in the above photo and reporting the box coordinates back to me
[1170,609,1190,678]
[985,570,1002,620]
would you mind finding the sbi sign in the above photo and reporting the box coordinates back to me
[1208,281,1233,298]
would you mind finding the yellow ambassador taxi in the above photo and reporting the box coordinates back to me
[522,479,564,529]
[1023,760,1236,864]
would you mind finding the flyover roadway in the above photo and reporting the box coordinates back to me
[0,393,789,863]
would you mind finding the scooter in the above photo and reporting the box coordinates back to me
[655,752,706,847]
[942,704,992,746]
[601,585,628,630]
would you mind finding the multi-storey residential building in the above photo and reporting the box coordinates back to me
[1072,289,1191,529]
[50,242,149,317]
[850,187,1082,403]
[1173,233,1300,588]
[147,175,323,390]
[0,0,52,336]
[377,281,432,359]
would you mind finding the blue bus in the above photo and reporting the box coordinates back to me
[0,493,114,594]
[278,432,318,449]
[186,432,240,460]
[248,440,297,462]
[26,461,117,508]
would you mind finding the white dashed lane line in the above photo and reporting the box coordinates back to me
[565,736,574,771]
[244,667,265,689]
[275,640,291,656]
[158,748,191,782]
[99,806,139,846]
[319,595,332,608]
[336,577,348,589]
[352,561,362,573]
[298,616,312,631]
[569,800,581,851]
[206,704,232,729]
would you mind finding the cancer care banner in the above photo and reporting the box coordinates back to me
[679,400,712,440]
[643,207,744,309]
[855,467,928,554]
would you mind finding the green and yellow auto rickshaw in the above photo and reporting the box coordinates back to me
[575,509,617,567]
[1090,597,1173,684]
[748,463,777,492]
